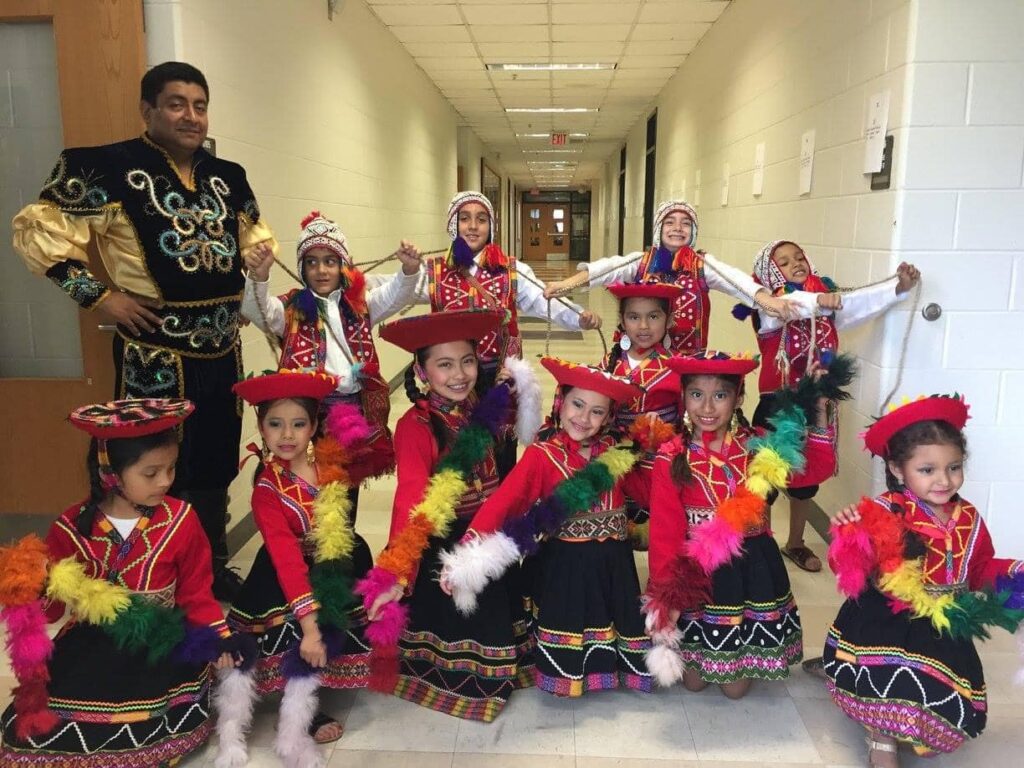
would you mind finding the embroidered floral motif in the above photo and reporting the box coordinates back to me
[121,342,182,398]
[160,304,239,351]
[46,261,108,308]
[42,154,109,209]
[127,169,238,274]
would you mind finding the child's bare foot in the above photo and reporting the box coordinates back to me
[309,712,344,744]
[866,731,899,768]
[682,668,708,692]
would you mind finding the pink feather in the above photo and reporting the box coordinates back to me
[325,402,372,449]
[1,602,53,679]
[827,522,875,598]
[364,601,408,648]
[684,516,745,573]
[354,567,400,613]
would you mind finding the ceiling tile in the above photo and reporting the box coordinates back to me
[550,41,624,58]
[430,71,492,84]
[611,67,676,80]
[552,24,631,42]
[618,54,686,69]
[477,42,551,59]
[416,57,484,72]
[462,4,549,25]
[404,41,478,57]
[471,25,549,42]
[639,1,730,24]
[490,70,551,82]
[624,39,695,56]
[390,25,471,43]
[631,22,712,41]
[549,3,639,24]
[370,3,461,25]
[495,80,552,91]
[551,70,616,85]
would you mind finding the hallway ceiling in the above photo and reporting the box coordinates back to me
[366,0,731,189]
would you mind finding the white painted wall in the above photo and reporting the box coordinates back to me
[591,0,1024,553]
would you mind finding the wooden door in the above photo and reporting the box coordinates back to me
[520,202,571,263]
[0,0,145,516]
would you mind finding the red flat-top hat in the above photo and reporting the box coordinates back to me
[863,394,969,457]
[69,398,194,438]
[541,357,642,404]
[233,369,338,405]
[378,309,504,354]
[606,282,684,301]
[665,350,760,378]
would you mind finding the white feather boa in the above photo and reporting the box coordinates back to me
[504,356,542,445]
[276,675,324,768]
[439,531,521,615]
[213,668,258,768]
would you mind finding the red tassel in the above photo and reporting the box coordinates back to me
[300,210,322,229]
[647,556,712,614]
[342,267,368,315]
[482,243,510,270]
[858,497,905,574]
[671,246,699,273]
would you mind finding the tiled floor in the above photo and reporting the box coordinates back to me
[3,269,1022,766]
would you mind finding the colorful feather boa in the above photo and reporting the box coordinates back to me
[440,443,638,615]
[642,357,855,680]
[354,382,512,691]
[828,497,1024,642]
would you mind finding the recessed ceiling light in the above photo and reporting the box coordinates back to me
[487,63,616,71]
[505,107,598,113]
[516,132,590,139]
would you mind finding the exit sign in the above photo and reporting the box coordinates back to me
[551,132,567,146]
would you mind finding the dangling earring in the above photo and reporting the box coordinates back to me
[306,440,316,465]
[619,334,632,352]
[261,440,271,462]
[682,411,692,432]
[730,412,739,434]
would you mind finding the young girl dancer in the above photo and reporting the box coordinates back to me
[217,370,372,767]
[543,200,793,354]
[360,309,538,722]
[644,351,845,699]
[242,211,423,502]
[824,395,1024,767]
[601,282,684,546]
[0,399,246,768]
[440,357,652,697]
[410,191,600,476]
[735,240,920,572]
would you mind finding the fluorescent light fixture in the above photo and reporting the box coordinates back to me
[516,132,590,138]
[522,149,582,154]
[487,63,616,72]
[505,107,598,113]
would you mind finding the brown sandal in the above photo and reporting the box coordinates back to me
[781,544,822,572]
[309,711,344,744]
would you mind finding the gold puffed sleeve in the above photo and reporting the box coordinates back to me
[11,202,114,276]
[239,213,279,259]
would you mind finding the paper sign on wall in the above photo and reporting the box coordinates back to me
[721,163,730,206]
[863,90,890,174]
[752,142,765,196]
[694,169,702,206]
[799,130,815,196]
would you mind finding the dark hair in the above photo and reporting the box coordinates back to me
[141,61,209,106]
[256,397,319,426]
[79,429,179,535]
[884,419,967,493]
[403,342,485,453]
[670,373,747,485]
[605,297,672,373]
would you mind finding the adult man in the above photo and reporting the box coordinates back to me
[12,61,276,599]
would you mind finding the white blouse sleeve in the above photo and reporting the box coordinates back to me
[241,276,286,336]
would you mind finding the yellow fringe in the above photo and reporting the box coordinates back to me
[311,481,356,563]
[745,475,775,499]
[411,469,468,538]
[45,557,132,625]
[595,446,639,479]
[878,559,954,634]
[746,447,790,492]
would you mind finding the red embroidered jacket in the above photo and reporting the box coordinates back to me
[648,426,836,584]
[389,397,500,542]
[873,492,1023,590]
[46,496,228,634]
[467,432,646,539]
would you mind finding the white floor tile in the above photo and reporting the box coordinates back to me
[334,690,460,753]
[454,687,574,755]
[573,686,698,761]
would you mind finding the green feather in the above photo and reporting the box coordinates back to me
[104,596,184,663]
[437,424,492,474]
[144,605,187,664]
[946,590,1024,641]
[310,559,354,631]
[749,406,808,471]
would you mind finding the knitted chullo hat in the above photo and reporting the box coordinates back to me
[296,211,350,279]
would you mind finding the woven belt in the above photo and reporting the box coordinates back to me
[555,509,628,541]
